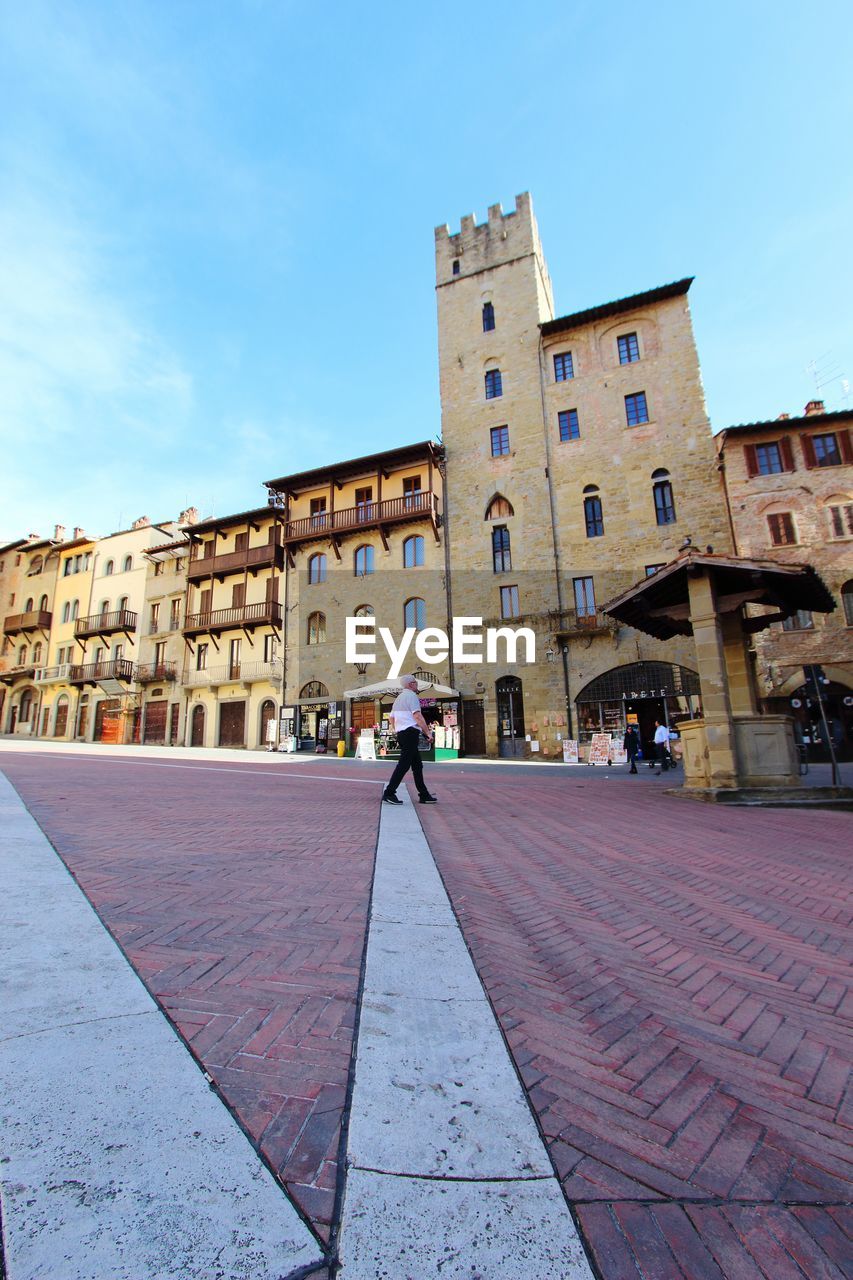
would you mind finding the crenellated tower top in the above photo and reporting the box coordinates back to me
[434,192,546,286]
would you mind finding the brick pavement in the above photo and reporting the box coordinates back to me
[416,772,853,1279]
[1,753,380,1247]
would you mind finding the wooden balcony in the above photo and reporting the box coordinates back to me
[183,600,283,637]
[3,610,52,635]
[75,609,138,639]
[67,659,136,686]
[136,661,178,683]
[187,541,285,582]
[284,491,439,546]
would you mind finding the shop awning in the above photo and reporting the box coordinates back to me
[343,677,459,698]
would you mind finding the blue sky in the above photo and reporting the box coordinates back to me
[2,0,852,542]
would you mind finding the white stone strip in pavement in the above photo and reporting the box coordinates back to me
[0,771,322,1280]
[337,794,593,1279]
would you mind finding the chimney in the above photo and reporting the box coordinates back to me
[54,524,66,541]
[131,516,150,529]
[178,506,199,526]
[777,413,789,421]
[804,399,825,416]
[73,527,85,539]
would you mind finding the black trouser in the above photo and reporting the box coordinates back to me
[385,727,428,798]
[655,742,670,770]
[627,752,638,773]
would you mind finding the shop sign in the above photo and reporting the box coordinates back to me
[622,688,668,701]
[588,733,611,766]
[562,739,580,764]
[354,728,376,760]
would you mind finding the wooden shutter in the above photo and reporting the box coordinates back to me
[232,582,245,608]
[779,437,794,471]
[200,588,212,614]
[839,429,853,464]
[235,532,248,552]
[744,444,759,477]
[802,435,817,469]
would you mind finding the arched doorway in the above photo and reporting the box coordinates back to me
[783,678,853,762]
[259,698,276,748]
[298,682,330,751]
[575,661,701,760]
[496,676,525,758]
[54,695,69,737]
[190,703,205,747]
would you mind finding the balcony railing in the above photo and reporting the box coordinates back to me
[0,663,36,684]
[3,610,52,635]
[183,600,283,637]
[553,609,615,637]
[136,661,178,683]
[183,659,281,687]
[34,663,74,684]
[75,609,138,638]
[188,541,285,582]
[283,491,439,544]
[68,659,136,685]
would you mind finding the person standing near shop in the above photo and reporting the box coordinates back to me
[623,724,640,774]
[653,720,670,774]
[382,675,438,805]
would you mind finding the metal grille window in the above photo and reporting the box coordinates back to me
[307,611,326,644]
[354,545,374,576]
[500,585,520,618]
[490,425,510,456]
[584,496,604,538]
[403,536,424,568]
[618,332,640,364]
[308,553,327,583]
[553,352,574,381]
[558,409,580,442]
[573,576,596,617]
[767,512,796,546]
[485,369,503,399]
[653,480,676,525]
[755,443,784,474]
[625,391,649,426]
[482,302,495,332]
[829,504,853,537]
[404,597,426,629]
[492,525,511,573]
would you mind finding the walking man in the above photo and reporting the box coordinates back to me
[382,675,438,805]
[653,719,670,774]
[623,724,640,774]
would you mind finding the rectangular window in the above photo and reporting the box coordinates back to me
[170,599,181,630]
[829,504,853,537]
[403,475,422,510]
[500,585,520,618]
[175,557,185,574]
[229,638,241,677]
[492,526,511,573]
[653,481,677,525]
[782,610,814,631]
[767,512,796,546]
[553,352,574,381]
[490,425,510,456]
[196,642,208,670]
[584,496,604,538]
[235,531,248,552]
[558,409,580,442]
[485,369,503,399]
[618,332,640,364]
[154,560,165,577]
[264,634,278,663]
[482,302,495,332]
[755,443,784,474]
[573,576,596,618]
[310,497,327,528]
[811,433,842,467]
[625,392,649,426]
[149,602,160,633]
[645,564,665,577]
[232,582,246,608]
[154,641,166,666]
[355,486,372,510]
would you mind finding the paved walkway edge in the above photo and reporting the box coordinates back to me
[0,771,323,1280]
[337,794,594,1278]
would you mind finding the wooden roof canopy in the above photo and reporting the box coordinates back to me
[604,550,836,641]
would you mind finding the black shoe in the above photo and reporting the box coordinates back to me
[419,794,438,804]
[383,793,403,805]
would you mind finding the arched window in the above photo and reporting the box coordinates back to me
[123,555,133,572]
[842,580,853,627]
[307,611,326,644]
[62,601,70,623]
[24,597,34,612]
[485,494,514,520]
[18,644,27,665]
[484,368,503,399]
[71,599,79,620]
[492,525,511,573]
[482,301,495,332]
[19,689,33,723]
[300,681,329,699]
[652,470,676,525]
[403,536,424,568]
[404,598,426,630]
[99,599,110,617]
[33,642,43,664]
[583,486,604,538]
[104,560,114,576]
[39,594,48,611]
[354,545,374,576]
[118,596,129,612]
[308,553,327,584]
[29,555,43,574]
[355,604,374,617]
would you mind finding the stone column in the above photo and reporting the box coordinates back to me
[720,612,757,716]
[686,569,739,789]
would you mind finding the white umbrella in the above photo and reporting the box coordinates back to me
[343,677,459,698]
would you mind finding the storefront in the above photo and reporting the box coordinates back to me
[768,676,853,762]
[297,682,343,753]
[575,661,702,761]
[343,677,460,760]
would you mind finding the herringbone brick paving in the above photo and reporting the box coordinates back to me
[417,773,853,1279]
[2,753,379,1248]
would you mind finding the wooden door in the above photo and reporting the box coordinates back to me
[462,699,486,755]
[352,701,377,735]
[191,703,205,746]
[95,699,122,744]
[54,698,69,737]
[219,700,246,747]
[260,698,276,746]
[169,702,180,744]
[143,700,167,744]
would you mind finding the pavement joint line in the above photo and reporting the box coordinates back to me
[0,771,324,1280]
[0,1008,158,1044]
[336,791,596,1278]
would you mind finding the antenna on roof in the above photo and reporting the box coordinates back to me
[806,351,845,400]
